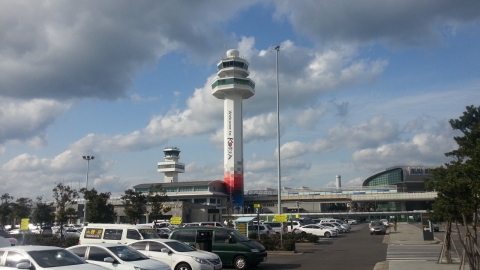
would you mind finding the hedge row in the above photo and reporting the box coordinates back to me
[248,232,319,251]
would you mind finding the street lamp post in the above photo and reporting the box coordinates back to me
[82,155,94,223]
[274,45,282,215]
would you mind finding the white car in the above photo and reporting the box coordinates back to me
[320,223,343,234]
[67,243,170,270]
[346,219,358,225]
[297,225,337,238]
[129,239,222,270]
[0,230,17,246]
[0,245,109,269]
[380,219,390,227]
[331,222,350,233]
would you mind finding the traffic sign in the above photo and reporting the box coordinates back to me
[170,217,182,225]
[273,214,287,222]
[20,218,29,231]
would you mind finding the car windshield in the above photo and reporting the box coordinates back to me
[139,229,160,239]
[107,246,149,261]
[231,230,250,242]
[164,241,196,252]
[372,222,383,226]
[28,249,85,268]
[0,230,10,237]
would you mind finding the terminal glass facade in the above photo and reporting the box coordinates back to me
[364,168,403,186]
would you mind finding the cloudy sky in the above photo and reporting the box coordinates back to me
[1,1,479,201]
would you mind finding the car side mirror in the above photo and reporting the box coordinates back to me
[229,238,236,244]
[15,262,31,269]
[104,257,115,263]
[161,248,170,253]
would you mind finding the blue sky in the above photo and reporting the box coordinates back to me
[1,0,479,200]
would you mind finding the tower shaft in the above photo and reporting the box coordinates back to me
[223,93,244,208]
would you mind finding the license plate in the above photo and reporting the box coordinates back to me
[214,266,221,270]
[263,257,267,262]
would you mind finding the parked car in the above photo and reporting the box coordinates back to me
[433,223,440,232]
[262,222,288,235]
[369,221,387,235]
[297,225,337,238]
[67,243,170,270]
[0,245,109,269]
[79,223,161,245]
[320,223,343,234]
[0,230,17,246]
[183,223,201,227]
[346,219,358,225]
[249,224,272,236]
[319,219,351,230]
[129,238,222,270]
[55,228,81,238]
[380,219,390,227]
[156,228,171,238]
[285,220,303,232]
[40,226,53,235]
[169,226,267,269]
[331,222,350,233]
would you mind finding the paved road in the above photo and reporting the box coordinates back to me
[252,223,387,270]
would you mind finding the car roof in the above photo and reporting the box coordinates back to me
[130,239,177,244]
[71,243,128,248]
[172,226,234,231]
[0,245,64,252]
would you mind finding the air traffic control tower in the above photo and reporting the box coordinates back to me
[157,147,185,183]
[212,49,255,213]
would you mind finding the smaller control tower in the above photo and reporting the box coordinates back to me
[157,147,185,183]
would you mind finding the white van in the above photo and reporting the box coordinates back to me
[79,223,161,245]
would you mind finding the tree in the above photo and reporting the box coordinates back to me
[147,185,171,223]
[31,196,55,226]
[80,188,116,223]
[0,193,14,227]
[426,105,480,268]
[11,197,33,225]
[64,207,78,224]
[121,189,147,224]
[52,183,79,238]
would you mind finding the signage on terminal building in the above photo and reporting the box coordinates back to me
[408,167,431,175]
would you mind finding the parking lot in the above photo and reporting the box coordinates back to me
[252,223,388,270]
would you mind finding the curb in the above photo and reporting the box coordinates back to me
[374,261,388,270]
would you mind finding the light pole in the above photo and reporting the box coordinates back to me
[275,45,282,215]
[296,200,300,217]
[82,155,94,223]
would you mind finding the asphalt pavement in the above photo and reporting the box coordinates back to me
[375,222,470,270]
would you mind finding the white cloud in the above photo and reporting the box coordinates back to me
[0,98,72,144]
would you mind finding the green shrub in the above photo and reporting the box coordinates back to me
[282,239,296,251]
[14,234,78,248]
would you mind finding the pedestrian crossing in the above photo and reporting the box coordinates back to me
[387,245,460,261]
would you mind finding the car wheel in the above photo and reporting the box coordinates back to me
[175,263,192,270]
[234,255,248,270]
[301,231,307,236]
[324,232,331,238]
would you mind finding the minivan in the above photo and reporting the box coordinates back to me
[79,223,161,245]
[169,226,267,270]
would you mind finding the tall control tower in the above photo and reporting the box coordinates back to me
[212,49,255,213]
[157,147,185,183]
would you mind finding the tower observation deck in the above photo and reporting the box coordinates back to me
[212,49,255,213]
